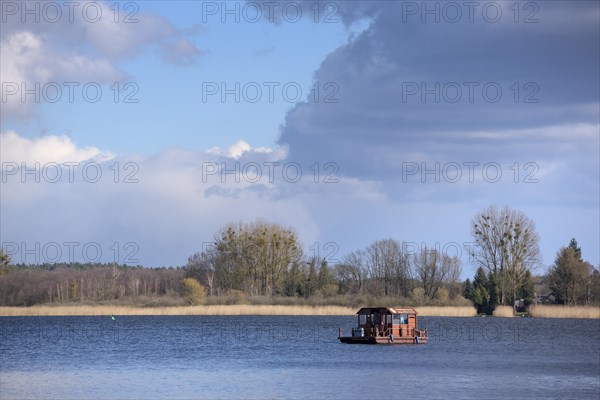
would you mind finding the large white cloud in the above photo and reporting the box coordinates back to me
[1,131,370,267]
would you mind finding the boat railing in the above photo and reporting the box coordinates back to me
[380,327,428,338]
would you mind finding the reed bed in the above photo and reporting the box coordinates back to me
[528,305,600,319]
[413,306,477,317]
[8,304,597,318]
[492,306,514,317]
[0,305,356,317]
[2,305,478,317]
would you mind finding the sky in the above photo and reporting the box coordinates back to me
[1,0,599,278]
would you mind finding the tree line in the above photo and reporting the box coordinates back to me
[184,220,464,304]
[1,205,598,309]
[0,262,184,306]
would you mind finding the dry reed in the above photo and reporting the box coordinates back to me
[528,305,600,319]
[9,304,597,318]
[492,305,514,317]
[413,306,477,317]
[2,305,479,317]
[0,305,355,316]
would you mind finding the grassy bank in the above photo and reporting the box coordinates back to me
[0,305,478,317]
[528,305,600,319]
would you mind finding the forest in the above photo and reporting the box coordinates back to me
[1,206,599,311]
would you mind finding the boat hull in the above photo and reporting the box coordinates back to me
[339,336,428,345]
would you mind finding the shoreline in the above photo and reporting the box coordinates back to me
[0,304,355,317]
[1,304,598,318]
[0,305,476,317]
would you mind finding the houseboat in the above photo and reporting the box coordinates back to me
[338,307,428,344]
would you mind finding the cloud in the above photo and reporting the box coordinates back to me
[1,130,597,273]
[276,1,599,204]
[0,130,114,165]
[0,30,123,120]
[207,139,287,159]
[0,132,340,266]
[0,1,206,120]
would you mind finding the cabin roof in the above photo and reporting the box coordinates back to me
[356,307,418,315]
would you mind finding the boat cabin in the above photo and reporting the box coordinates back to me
[338,307,428,344]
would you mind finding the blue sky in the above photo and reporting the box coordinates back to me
[1,1,599,278]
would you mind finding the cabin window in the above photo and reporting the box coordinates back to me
[359,314,367,325]
[400,314,408,324]
[393,314,400,325]
[386,315,392,324]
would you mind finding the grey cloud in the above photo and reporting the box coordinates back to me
[277,1,599,206]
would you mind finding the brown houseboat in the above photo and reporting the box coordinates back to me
[338,307,428,344]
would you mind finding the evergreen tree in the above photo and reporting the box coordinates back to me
[284,262,303,297]
[487,271,499,315]
[548,247,586,305]
[317,259,332,290]
[473,286,488,314]
[305,259,319,298]
[520,270,536,307]
[472,267,489,314]
[473,267,488,291]
[462,278,474,301]
[568,238,582,261]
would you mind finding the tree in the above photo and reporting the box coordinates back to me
[462,278,474,301]
[181,278,206,305]
[339,250,366,295]
[305,258,319,298]
[547,247,588,305]
[284,261,304,297]
[471,205,540,311]
[487,270,499,314]
[213,220,303,296]
[186,251,217,296]
[568,238,582,261]
[413,247,461,300]
[365,239,403,296]
[317,259,333,290]
[472,286,488,315]
[519,270,536,308]
[335,262,362,295]
[414,247,441,299]
[0,249,11,276]
[578,261,596,305]
[472,267,489,314]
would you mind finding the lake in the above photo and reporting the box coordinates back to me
[1,316,599,399]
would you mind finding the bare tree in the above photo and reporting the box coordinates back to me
[340,249,367,294]
[471,205,540,310]
[413,246,462,300]
[186,251,217,296]
[365,239,397,296]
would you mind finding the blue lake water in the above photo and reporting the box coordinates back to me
[1,316,599,399]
